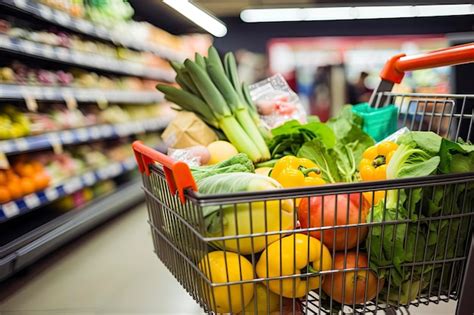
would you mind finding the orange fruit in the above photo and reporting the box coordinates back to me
[0,171,6,185]
[32,173,50,190]
[31,161,44,172]
[20,177,36,195]
[7,183,23,200]
[15,163,35,178]
[0,186,11,203]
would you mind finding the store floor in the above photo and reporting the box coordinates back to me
[0,204,457,315]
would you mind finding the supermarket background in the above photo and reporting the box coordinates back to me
[0,0,473,314]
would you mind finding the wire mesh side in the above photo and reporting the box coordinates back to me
[141,164,474,314]
[376,93,473,141]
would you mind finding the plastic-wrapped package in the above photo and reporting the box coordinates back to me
[249,74,307,128]
[168,146,210,167]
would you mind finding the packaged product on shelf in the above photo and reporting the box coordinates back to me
[249,73,307,128]
[0,105,31,139]
[161,111,218,149]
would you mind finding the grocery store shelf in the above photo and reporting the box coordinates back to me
[0,34,175,81]
[0,0,185,61]
[0,156,137,222]
[0,84,164,103]
[0,178,143,281]
[0,117,169,155]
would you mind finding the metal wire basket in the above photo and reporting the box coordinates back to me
[133,44,474,314]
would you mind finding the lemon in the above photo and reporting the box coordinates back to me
[207,141,238,165]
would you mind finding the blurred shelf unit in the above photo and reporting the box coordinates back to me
[0,84,164,103]
[0,156,137,222]
[0,34,175,81]
[0,178,143,281]
[0,117,170,155]
[0,0,186,61]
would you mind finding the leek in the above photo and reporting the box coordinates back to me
[206,47,270,159]
[157,46,271,163]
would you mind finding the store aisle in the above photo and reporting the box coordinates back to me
[0,203,203,315]
[0,204,456,315]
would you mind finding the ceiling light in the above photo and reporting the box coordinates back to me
[164,0,227,37]
[240,4,474,23]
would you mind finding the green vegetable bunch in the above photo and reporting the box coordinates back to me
[296,106,375,183]
[366,131,474,305]
[157,47,270,163]
[190,153,254,183]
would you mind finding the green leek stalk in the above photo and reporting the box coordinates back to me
[183,59,263,162]
[206,47,270,160]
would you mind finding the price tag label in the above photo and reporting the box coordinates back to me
[82,172,96,186]
[76,20,92,32]
[109,163,122,177]
[124,158,136,170]
[43,45,55,58]
[14,138,29,151]
[90,126,100,139]
[48,133,64,154]
[0,141,13,154]
[55,11,71,25]
[2,202,19,218]
[22,89,38,112]
[14,0,26,8]
[63,92,77,110]
[96,94,108,109]
[61,130,74,144]
[44,187,59,200]
[55,47,69,60]
[134,121,145,134]
[0,35,9,48]
[42,87,54,100]
[97,167,109,179]
[115,123,129,137]
[24,194,41,208]
[0,151,10,169]
[76,128,89,141]
[101,125,113,137]
[21,40,36,54]
[39,5,53,19]
[64,177,82,194]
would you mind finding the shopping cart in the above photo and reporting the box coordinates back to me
[132,43,474,314]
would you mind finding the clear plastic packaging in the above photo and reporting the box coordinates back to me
[168,145,210,167]
[249,74,307,128]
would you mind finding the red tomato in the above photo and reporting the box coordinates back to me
[322,251,383,305]
[298,193,370,250]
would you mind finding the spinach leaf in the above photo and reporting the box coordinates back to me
[327,106,374,164]
[268,120,336,158]
[439,138,474,174]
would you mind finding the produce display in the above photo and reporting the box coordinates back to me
[0,102,167,139]
[51,179,116,211]
[156,46,474,313]
[0,141,135,204]
[0,19,172,70]
[0,159,50,203]
[0,61,160,89]
[36,0,187,53]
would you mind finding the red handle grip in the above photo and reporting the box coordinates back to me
[132,141,197,203]
[380,42,474,84]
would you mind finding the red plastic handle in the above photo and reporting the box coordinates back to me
[132,141,197,203]
[380,42,474,84]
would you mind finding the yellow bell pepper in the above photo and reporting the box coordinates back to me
[255,234,332,298]
[199,251,254,313]
[359,141,398,205]
[271,156,326,188]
